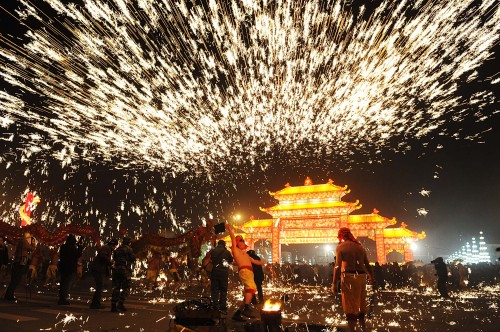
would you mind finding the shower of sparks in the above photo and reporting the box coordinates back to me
[0,0,498,230]
[0,0,498,173]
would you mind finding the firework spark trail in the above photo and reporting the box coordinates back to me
[0,0,498,176]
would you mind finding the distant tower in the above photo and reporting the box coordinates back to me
[465,242,472,264]
[471,238,478,264]
[478,231,491,263]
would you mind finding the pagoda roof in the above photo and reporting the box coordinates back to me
[262,200,360,212]
[383,223,426,239]
[348,213,397,226]
[240,219,275,229]
[271,179,349,197]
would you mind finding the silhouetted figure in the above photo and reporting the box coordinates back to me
[111,237,135,312]
[373,262,386,290]
[247,250,264,304]
[58,234,83,305]
[455,262,468,289]
[167,255,181,290]
[27,244,42,284]
[207,240,233,311]
[390,261,401,288]
[144,251,162,290]
[44,247,58,287]
[0,236,9,285]
[89,239,118,309]
[431,257,450,298]
[4,232,36,302]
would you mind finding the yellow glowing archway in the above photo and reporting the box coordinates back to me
[236,178,425,264]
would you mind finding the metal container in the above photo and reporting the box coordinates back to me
[259,309,282,332]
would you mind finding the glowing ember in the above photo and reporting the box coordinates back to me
[54,313,79,327]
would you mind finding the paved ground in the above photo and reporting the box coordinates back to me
[0,278,498,331]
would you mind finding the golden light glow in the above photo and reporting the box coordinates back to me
[242,179,425,264]
[267,200,358,211]
[348,214,397,225]
[262,299,282,312]
[272,182,348,196]
[384,227,427,240]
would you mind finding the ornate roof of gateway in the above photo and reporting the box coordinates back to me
[240,219,275,229]
[238,179,425,242]
[383,222,426,240]
[264,200,361,212]
[261,178,360,217]
[347,212,397,226]
[270,178,350,200]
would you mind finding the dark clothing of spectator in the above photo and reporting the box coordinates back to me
[0,237,8,284]
[58,234,83,304]
[208,240,233,311]
[111,239,135,312]
[373,262,386,290]
[4,234,35,301]
[0,238,8,266]
[248,250,264,303]
[432,257,449,298]
[90,240,116,308]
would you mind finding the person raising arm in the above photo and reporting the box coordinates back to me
[225,223,264,322]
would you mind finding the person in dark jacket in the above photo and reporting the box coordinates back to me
[373,262,386,290]
[207,240,233,312]
[89,239,118,309]
[4,232,36,301]
[58,234,83,305]
[0,236,9,284]
[431,257,450,298]
[111,237,136,312]
[247,250,264,304]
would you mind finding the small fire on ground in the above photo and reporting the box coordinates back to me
[262,299,281,312]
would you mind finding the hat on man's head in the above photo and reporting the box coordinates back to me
[122,237,132,245]
[235,235,248,249]
[337,227,361,245]
[337,227,351,238]
[108,238,119,246]
[217,240,226,247]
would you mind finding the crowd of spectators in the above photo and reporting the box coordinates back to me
[1,234,498,299]
[237,260,499,292]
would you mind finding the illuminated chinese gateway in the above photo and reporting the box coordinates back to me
[239,178,425,264]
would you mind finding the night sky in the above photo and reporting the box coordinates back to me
[0,0,498,261]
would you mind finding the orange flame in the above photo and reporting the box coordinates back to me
[262,299,281,311]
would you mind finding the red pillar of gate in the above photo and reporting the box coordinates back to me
[271,220,281,264]
[375,230,387,264]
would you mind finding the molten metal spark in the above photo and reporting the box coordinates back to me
[0,0,497,174]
